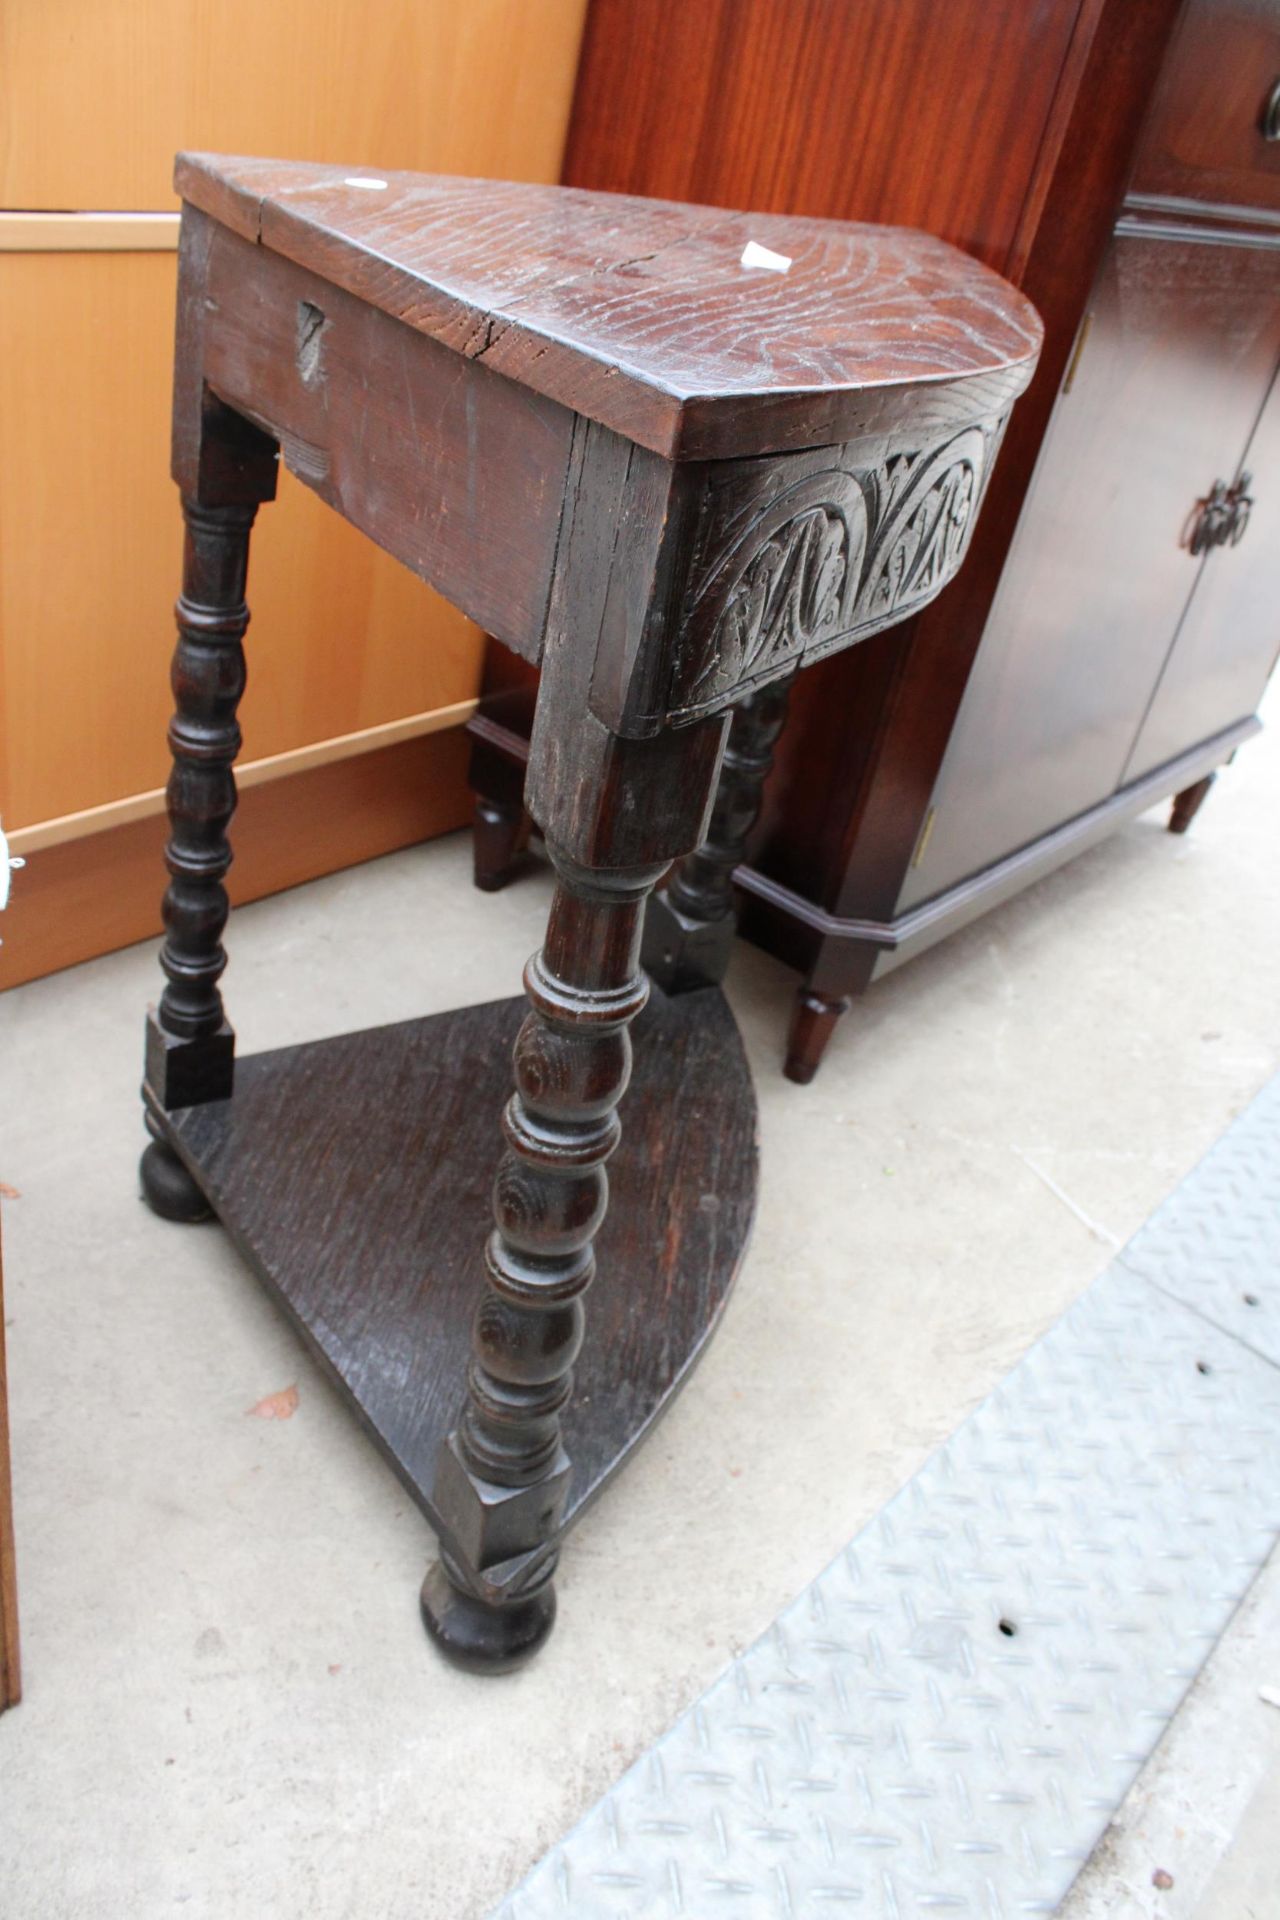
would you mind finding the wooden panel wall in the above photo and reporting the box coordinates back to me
[0,0,587,210]
[0,0,588,985]
[558,0,1093,912]
[563,0,1085,270]
[562,0,1184,940]
[0,251,483,831]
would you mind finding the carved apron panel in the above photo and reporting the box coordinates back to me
[668,421,1001,721]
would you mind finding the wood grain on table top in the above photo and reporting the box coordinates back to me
[176,153,1042,460]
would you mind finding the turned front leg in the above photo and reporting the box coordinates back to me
[140,498,259,1221]
[422,846,662,1670]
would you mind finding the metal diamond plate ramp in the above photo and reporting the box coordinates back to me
[494,1081,1280,1920]
[1120,1073,1280,1367]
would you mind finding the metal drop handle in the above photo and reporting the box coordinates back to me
[1188,474,1254,554]
[1189,479,1231,554]
[1264,77,1280,141]
[1228,471,1253,544]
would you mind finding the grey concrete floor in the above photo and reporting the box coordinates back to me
[1,705,1277,1919]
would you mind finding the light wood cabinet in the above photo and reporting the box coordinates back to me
[0,0,585,212]
[0,250,483,832]
[0,0,588,986]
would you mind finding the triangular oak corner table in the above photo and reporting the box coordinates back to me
[138,154,1041,1672]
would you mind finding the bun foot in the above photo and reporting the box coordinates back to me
[420,1560,556,1674]
[140,1138,213,1224]
[473,796,530,893]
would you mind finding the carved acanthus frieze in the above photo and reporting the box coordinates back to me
[670,420,1003,720]
[690,471,868,698]
[864,429,983,615]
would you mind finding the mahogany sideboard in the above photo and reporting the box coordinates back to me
[469,0,1280,1080]
[138,154,1038,1667]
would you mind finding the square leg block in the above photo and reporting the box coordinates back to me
[145,1010,235,1109]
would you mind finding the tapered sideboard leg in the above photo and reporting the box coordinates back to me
[140,496,262,1223]
[1168,771,1216,835]
[785,986,851,1085]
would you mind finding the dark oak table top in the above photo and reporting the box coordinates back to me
[176,153,1042,460]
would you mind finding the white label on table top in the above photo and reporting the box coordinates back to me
[740,240,792,273]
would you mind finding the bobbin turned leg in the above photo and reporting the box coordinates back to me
[140,393,278,1220]
[642,674,795,994]
[140,499,258,1219]
[424,694,728,1671]
[421,845,664,1667]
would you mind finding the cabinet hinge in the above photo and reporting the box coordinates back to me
[912,805,938,869]
[1062,311,1093,395]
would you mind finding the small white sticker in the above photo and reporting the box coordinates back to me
[343,176,388,191]
[0,819,24,922]
[741,240,792,274]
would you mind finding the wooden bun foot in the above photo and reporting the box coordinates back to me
[420,1560,556,1674]
[139,1138,213,1224]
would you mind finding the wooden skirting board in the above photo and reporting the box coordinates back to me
[0,725,473,991]
[6,697,479,858]
[0,211,180,252]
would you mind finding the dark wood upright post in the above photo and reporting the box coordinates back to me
[141,372,278,1221]
[424,605,729,1667]
[422,844,664,1667]
[140,500,258,1220]
[642,673,795,993]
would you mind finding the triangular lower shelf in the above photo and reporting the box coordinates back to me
[156,984,758,1539]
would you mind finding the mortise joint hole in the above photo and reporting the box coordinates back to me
[997,1617,1017,1638]
[1244,1294,1260,1307]
[1195,1360,1212,1375]
[296,301,328,384]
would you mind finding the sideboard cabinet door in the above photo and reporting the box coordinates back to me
[1125,362,1280,782]
[897,230,1280,912]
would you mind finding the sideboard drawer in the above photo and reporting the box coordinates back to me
[1131,0,1280,212]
